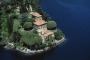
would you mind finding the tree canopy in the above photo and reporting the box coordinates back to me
[54,29,64,40]
[47,21,57,30]
[26,18,35,22]
[13,20,20,32]
[20,32,42,46]
[23,22,33,30]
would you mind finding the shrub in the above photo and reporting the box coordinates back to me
[23,22,33,30]
[47,21,57,30]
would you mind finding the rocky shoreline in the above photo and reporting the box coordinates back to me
[4,36,65,56]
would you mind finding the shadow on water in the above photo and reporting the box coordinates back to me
[12,49,55,60]
[0,46,56,60]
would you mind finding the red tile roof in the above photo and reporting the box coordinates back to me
[34,20,47,26]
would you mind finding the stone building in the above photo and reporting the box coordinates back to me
[34,20,47,30]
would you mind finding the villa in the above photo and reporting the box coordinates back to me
[30,11,54,43]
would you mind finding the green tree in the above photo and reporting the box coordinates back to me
[30,0,41,12]
[20,32,42,46]
[26,18,35,22]
[1,14,9,37]
[11,8,21,19]
[54,29,64,40]
[18,28,25,36]
[21,12,29,25]
[23,22,33,30]
[47,21,57,30]
[12,19,20,42]
[13,19,20,32]
[48,36,54,42]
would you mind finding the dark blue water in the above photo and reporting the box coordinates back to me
[39,0,90,60]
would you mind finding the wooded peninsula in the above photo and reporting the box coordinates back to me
[0,0,65,55]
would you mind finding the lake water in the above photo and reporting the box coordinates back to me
[0,0,90,60]
[39,0,90,60]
